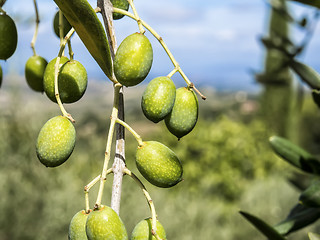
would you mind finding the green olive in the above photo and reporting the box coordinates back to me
[141,76,176,123]
[25,55,48,92]
[114,33,153,87]
[0,13,17,60]
[68,210,90,240]
[165,87,198,139]
[43,57,88,104]
[111,0,129,20]
[36,115,76,167]
[53,11,72,38]
[130,218,167,240]
[86,205,128,240]
[136,141,183,188]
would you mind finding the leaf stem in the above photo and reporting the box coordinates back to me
[95,83,122,209]
[31,0,40,56]
[113,7,206,100]
[114,118,143,146]
[124,168,163,240]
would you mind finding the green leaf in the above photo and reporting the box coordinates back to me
[53,0,113,79]
[289,60,320,90]
[274,204,320,235]
[300,181,320,208]
[309,232,320,240]
[239,211,286,240]
[312,90,320,108]
[289,0,320,8]
[269,136,320,175]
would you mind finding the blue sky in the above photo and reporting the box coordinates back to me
[1,0,320,91]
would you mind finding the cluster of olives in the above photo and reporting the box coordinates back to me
[28,12,87,168]
[2,0,201,238]
[0,1,18,85]
[68,206,166,240]
[113,26,198,141]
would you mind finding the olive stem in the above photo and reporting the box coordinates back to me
[84,174,102,213]
[114,118,143,146]
[95,83,122,209]
[31,0,40,56]
[113,7,206,100]
[54,27,76,122]
[127,0,145,34]
[58,10,65,46]
[67,39,74,61]
[167,68,178,78]
[123,168,163,240]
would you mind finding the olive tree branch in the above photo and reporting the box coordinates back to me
[97,0,126,215]
[31,0,40,56]
[94,83,121,209]
[111,89,126,214]
[124,168,163,240]
[113,7,206,100]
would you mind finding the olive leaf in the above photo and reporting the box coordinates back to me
[289,60,320,90]
[53,0,113,79]
[239,211,286,240]
[300,181,320,208]
[274,204,320,235]
[269,136,320,175]
[312,90,320,108]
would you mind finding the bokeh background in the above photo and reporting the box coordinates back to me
[1,0,320,239]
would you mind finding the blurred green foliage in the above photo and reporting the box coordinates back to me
[1,80,311,239]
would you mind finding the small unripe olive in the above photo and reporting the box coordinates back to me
[68,210,90,240]
[25,55,48,92]
[141,76,176,123]
[136,141,183,188]
[114,33,153,87]
[53,11,72,38]
[36,115,76,167]
[86,205,128,240]
[0,13,18,60]
[111,0,129,20]
[43,57,88,104]
[131,218,167,240]
[165,87,198,139]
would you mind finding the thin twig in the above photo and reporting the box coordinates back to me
[124,168,164,240]
[113,7,206,100]
[53,27,76,122]
[31,0,40,56]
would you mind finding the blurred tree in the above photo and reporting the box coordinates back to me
[257,0,300,141]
